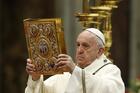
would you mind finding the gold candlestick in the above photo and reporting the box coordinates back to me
[102,0,119,8]
[83,0,89,13]
[75,0,120,59]
[75,13,101,29]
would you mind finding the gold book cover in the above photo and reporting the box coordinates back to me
[23,18,66,75]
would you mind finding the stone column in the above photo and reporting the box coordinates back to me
[130,0,140,81]
[54,0,82,59]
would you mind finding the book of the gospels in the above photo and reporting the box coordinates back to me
[24,18,66,75]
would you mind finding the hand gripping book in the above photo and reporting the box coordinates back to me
[23,18,66,75]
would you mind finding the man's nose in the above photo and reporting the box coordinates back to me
[77,46,84,54]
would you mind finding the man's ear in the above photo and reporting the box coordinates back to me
[97,48,105,58]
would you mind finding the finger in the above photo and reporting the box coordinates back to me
[57,65,66,69]
[26,65,34,71]
[26,68,32,73]
[26,69,37,75]
[58,54,69,58]
[52,57,57,61]
[27,62,35,68]
[27,58,32,63]
[26,62,35,71]
[57,57,68,63]
[58,55,72,60]
[26,67,33,74]
[55,61,67,67]
[56,65,69,72]
[51,57,58,63]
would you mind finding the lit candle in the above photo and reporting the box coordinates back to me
[83,0,89,13]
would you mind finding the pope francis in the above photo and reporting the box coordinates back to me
[25,28,125,93]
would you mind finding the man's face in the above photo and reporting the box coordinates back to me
[76,31,99,68]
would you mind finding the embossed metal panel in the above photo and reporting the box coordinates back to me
[24,18,66,75]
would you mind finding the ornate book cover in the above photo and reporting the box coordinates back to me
[23,18,66,75]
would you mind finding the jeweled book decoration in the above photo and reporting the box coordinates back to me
[23,18,66,75]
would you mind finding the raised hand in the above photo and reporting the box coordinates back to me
[55,54,76,73]
[26,59,41,81]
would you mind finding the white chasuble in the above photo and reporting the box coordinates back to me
[25,54,125,93]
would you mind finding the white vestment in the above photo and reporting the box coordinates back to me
[25,54,125,93]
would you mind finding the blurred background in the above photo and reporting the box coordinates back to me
[0,0,140,93]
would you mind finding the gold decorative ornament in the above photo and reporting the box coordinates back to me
[24,18,66,75]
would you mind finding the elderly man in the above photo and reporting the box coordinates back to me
[25,28,125,93]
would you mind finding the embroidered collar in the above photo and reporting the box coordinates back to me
[84,54,111,74]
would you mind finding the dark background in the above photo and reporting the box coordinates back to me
[0,0,130,93]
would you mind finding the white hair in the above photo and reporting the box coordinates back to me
[95,36,105,48]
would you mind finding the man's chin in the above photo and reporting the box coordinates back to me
[77,60,84,63]
[77,62,85,68]
[77,60,84,65]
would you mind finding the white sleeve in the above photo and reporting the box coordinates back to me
[65,65,125,93]
[25,75,47,93]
